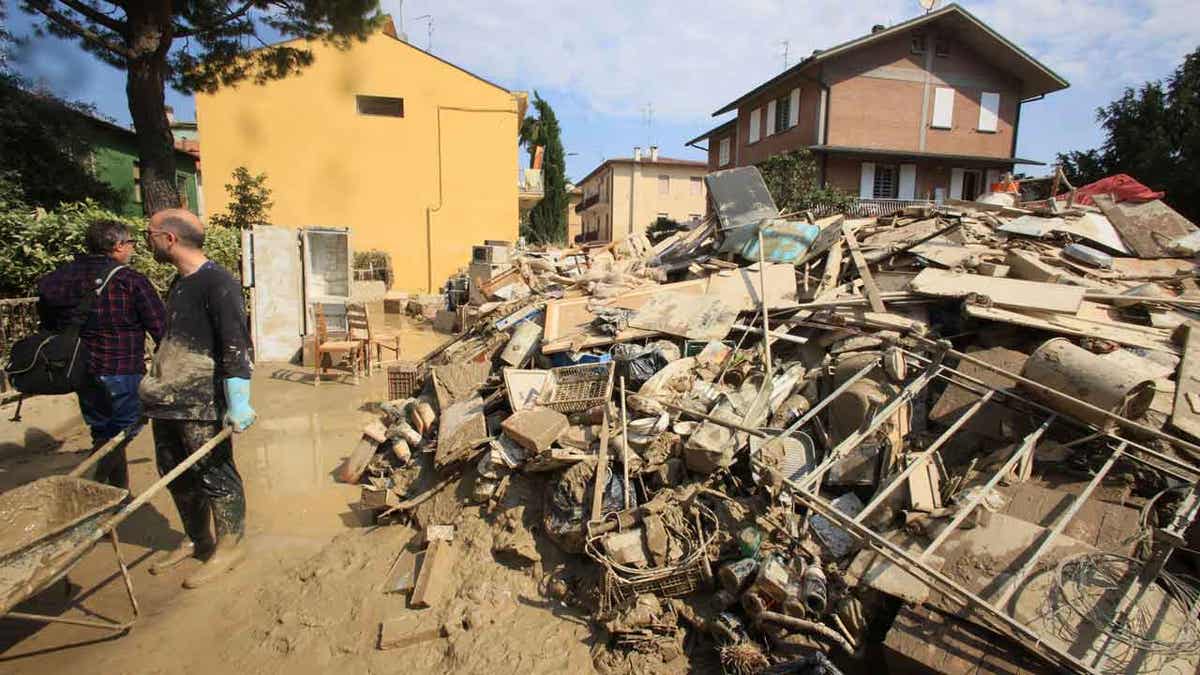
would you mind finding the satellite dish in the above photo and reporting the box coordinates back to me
[918,0,938,11]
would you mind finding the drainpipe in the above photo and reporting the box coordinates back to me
[426,104,519,292]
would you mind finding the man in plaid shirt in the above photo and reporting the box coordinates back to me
[37,219,166,488]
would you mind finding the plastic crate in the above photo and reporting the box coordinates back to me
[387,363,425,399]
[544,362,614,413]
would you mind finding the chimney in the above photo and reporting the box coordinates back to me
[649,145,659,162]
[633,146,642,161]
[871,24,885,34]
[165,105,176,125]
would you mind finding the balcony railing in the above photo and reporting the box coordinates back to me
[809,197,934,218]
[575,193,600,214]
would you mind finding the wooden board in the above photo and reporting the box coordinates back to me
[909,268,1085,314]
[1171,324,1200,440]
[1095,195,1197,258]
[541,279,706,352]
[629,292,739,340]
[704,262,798,311]
[410,539,455,608]
[964,303,1177,353]
[883,605,1044,675]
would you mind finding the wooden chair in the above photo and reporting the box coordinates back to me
[363,304,402,372]
[313,304,366,385]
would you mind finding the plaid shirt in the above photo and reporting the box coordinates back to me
[37,255,166,375]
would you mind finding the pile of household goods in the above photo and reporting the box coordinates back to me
[340,166,1200,674]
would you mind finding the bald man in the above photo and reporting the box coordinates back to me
[139,208,256,589]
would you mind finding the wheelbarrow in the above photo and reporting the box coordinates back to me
[0,426,233,633]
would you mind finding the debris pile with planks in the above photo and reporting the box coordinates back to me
[341,166,1200,674]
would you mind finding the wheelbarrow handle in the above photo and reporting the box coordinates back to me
[67,422,141,478]
[88,426,235,544]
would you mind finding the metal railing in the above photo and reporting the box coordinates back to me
[574,193,600,214]
[846,197,934,217]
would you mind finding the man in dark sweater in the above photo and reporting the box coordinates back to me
[37,219,166,488]
[139,208,256,589]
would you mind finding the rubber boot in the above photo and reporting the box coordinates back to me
[150,491,214,575]
[183,497,246,589]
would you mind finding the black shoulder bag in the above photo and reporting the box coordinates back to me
[4,264,127,395]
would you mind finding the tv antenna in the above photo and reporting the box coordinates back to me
[413,14,433,52]
[918,0,939,13]
[642,102,654,146]
[779,40,790,70]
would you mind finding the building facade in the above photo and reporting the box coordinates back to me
[687,4,1067,205]
[195,20,524,292]
[575,147,708,243]
[85,116,201,218]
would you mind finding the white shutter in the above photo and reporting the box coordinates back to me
[898,164,917,200]
[719,137,730,166]
[978,92,999,132]
[932,87,954,129]
[859,162,876,199]
[789,88,800,127]
[950,168,965,199]
[748,108,761,144]
[765,100,776,136]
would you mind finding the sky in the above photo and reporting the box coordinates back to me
[5,0,1199,183]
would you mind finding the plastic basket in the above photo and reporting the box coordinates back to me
[544,362,614,413]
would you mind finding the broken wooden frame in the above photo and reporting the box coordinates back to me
[744,340,1200,674]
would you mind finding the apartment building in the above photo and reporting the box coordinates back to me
[687,4,1068,205]
[575,146,708,243]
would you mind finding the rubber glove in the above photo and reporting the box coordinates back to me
[223,377,257,432]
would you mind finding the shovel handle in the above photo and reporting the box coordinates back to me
[68,426,135,478]
[92,426,234,541]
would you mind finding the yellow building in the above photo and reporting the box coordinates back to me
[575,146,708,242]
[195,21,524,292]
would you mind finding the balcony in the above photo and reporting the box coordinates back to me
[810,197,934,218]
[575,192,601,214]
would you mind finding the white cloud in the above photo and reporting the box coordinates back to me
[386,0,1197,127]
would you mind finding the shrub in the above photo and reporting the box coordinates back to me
[756,150,855,215]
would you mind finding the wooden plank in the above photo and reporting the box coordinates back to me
[628,292,738,340]
[704,263,798,311]
[909,268,1085,314]
[842,223,886,313]
[589,409,611,522]
[379,616,444,650]
[964,303,1177,353]
[1096,195,1197,259]
[410,539,455,608]
[816,240,844,297]
[1172,324,1200,440]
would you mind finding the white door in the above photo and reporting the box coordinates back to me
[245,225,304,362]
[301,227,352,334]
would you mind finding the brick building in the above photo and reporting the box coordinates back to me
[686,4,1068,206]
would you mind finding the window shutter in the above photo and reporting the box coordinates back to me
[859,162,876,199]
[789,88,800,127]
[767,100,779,136]
[718,138,730,166]
[985,169,1001,190]
[978,92,999,132]
[932,87,954,129]
[950,168,965,199]
[898,164,917,200]
[748,108,761,143]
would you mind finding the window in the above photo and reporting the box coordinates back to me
[718,137,731,166]
[911,32,926,54]
[132,161,142,203]
[788,88,800,128]
[657,212,669,220]
[748,107,761,143]
[690,177,703,196]
[873,164,899,199]
[658,175,670,195]
[774,95,789,134]
[356,95,404,117]
[931,87,954,129]
[176,173,189,210]
[935,38,950,57]
[977,92,999,132]
[688,213,702,222]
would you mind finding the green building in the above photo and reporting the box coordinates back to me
[84,114,202,219]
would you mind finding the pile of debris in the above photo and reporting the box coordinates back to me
[340,166,1200,674]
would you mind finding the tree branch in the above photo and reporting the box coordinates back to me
[55,0,125,33]
[26,0,134,60]
[173,0,256,38]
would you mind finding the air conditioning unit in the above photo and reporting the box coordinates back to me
[472,245,511,265]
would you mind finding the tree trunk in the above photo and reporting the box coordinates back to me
[124,0,179,214]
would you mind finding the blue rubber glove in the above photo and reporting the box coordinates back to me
[223,377,257,432]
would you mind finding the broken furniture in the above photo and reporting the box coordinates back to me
[313,303,368,385]
[364,303,403,373]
